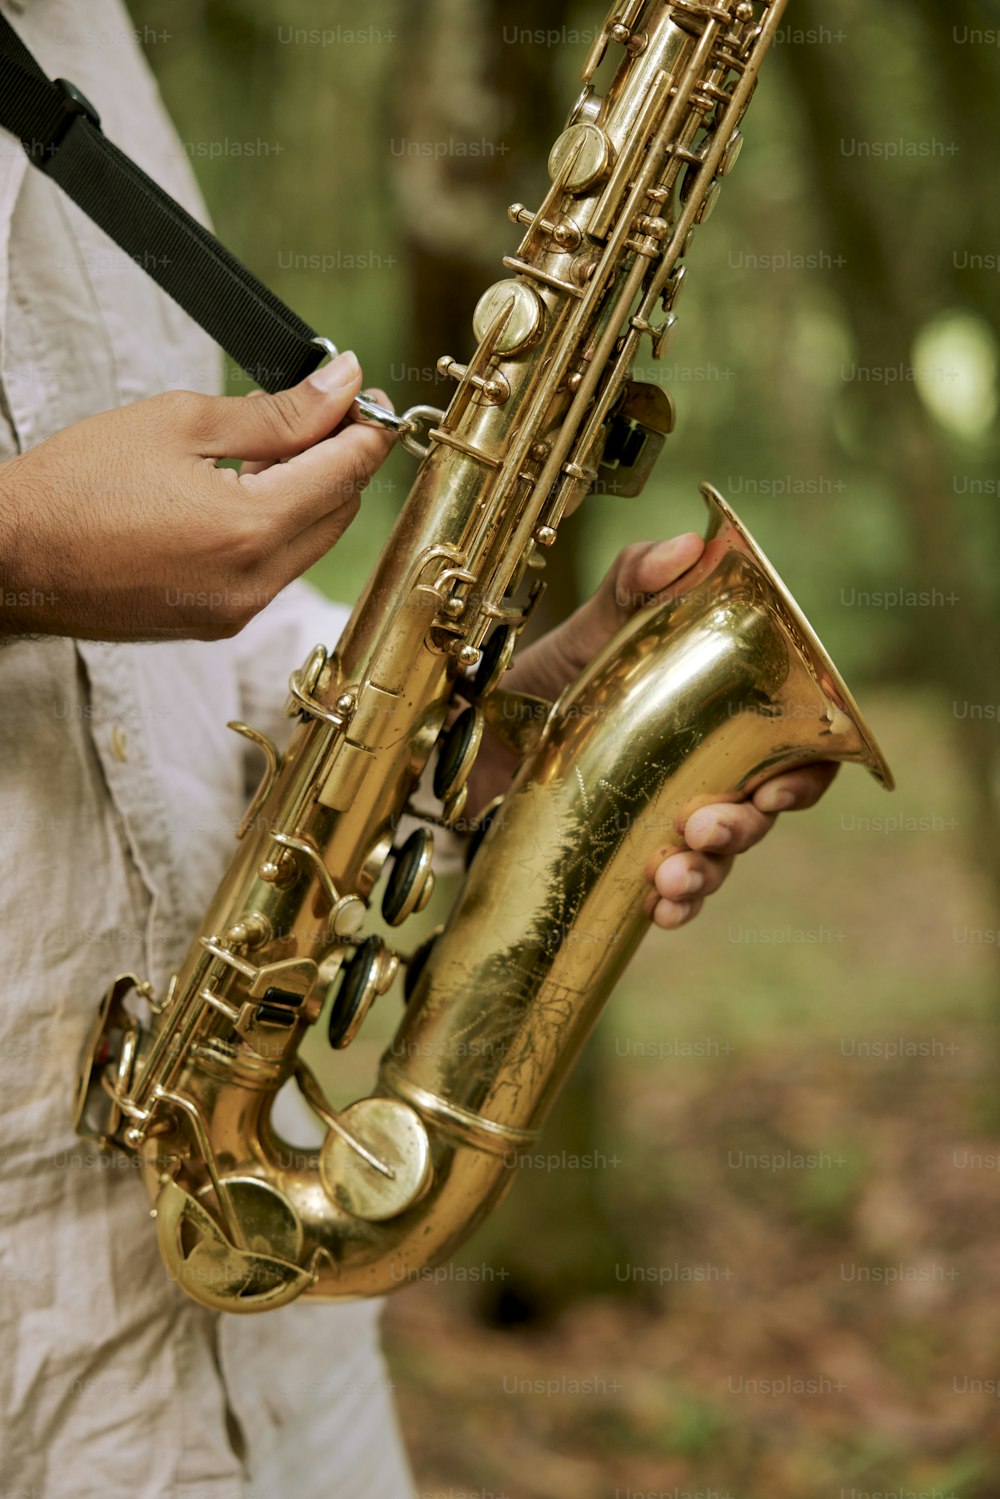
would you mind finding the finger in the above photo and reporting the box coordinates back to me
[753,762,840,814]
[653,850,734,902]
[195,352,365,462]
[652,894,705,931]
[593,533,705,638]
[236,418,395,534]
[683,800,777,854]
[238,386,397,479]
[261,425,394,581]
[552,532,707,673]
[278,495,365,582]
[623,533,705,603]
[239,391,273,477]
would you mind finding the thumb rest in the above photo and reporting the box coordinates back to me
[74,0,893,1311]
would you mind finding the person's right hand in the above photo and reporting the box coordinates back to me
[0,350,393,643]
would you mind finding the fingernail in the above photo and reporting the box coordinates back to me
[702,822,733,850]
[758,788,795,813]
[309,350,361,393]
[682,869,705,895]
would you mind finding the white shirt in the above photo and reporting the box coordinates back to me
[0,2,414,1493]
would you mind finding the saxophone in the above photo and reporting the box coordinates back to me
[75,0,893,1311]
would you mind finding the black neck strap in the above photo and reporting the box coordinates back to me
[0,15,324,393]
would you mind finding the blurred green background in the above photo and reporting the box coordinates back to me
[131,1,999,1494]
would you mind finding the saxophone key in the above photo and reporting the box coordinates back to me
[433,704,485,804]
[661,264,688,311]
[463,796,505,872]
[382,828,436,928]
[472,277,544,356]
[547,122,614,194]
[697,178,722,224]
[479,691,551,759]
[224,914,272,953]
[631,310,679,359]
[609,22,647,54]
[319,1098,431,1223]
[471,624,518,698]
[718,128,744,175]
[326,937,399,1050]
[566,83,602,128]
[507,204,583,254]
[500,256,586,301]
[454,643,481,669]
[440,783,470,829]
[400,926,445,1007]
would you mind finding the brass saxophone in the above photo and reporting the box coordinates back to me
[75,0,893,1311]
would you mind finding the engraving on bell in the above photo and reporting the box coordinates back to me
[548,123,613,194]
[473,279,544,356]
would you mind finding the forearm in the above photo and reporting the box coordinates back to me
[0,454,44,641]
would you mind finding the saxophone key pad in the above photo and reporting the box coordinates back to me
[473,625,517,699]
[382,828,436,928]
[327,936,398,1050]
[464,795,504,871]
[433,704,484,804]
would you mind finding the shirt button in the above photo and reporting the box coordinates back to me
[111,725,129,763]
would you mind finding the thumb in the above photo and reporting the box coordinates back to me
[610,533,705,615]
[534,532,705,682]
[194,351,364,462]
[577,533,706,652]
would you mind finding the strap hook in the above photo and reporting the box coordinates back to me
[311,337,442,459]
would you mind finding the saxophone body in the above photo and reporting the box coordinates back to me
[75,0,892,1311]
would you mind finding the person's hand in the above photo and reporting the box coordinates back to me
[475,534,838,929]
[0,351,393,643]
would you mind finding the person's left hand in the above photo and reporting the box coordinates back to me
[472,532,838,930]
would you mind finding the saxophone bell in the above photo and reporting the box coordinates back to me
[377,482,894,1238]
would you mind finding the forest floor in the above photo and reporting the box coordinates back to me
[385,1033,1000,1499]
